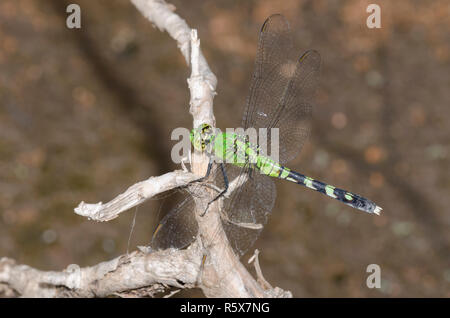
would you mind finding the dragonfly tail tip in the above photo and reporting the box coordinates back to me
[373,205,383,215]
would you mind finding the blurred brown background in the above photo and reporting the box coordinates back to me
[0,0,449,297]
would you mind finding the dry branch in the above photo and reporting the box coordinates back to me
[74,170,198,222]
[0,247,202,297]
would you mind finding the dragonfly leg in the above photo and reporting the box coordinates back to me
[201,163,229,217]
[190,160,213,184]
[248,166,254,180]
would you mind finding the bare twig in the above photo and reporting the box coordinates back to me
[74,170,197,222]
[248,249,272,290]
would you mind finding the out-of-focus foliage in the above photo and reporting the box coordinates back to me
[0,0,448,297]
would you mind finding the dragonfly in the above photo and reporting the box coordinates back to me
[151,14,382,255]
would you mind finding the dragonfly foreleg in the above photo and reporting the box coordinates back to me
[190,160,213,184]
[248,166,254,180]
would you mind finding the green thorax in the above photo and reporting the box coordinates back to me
[190,124,284,177]
[212,132,283,177]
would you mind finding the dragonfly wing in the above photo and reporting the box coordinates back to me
[243,14,294,131]
[151,160,276,255]
[243,14,321,164]
[151,163,227,250]
[151,194,198,250]
[220,165,276,255]
[267,49,320,164]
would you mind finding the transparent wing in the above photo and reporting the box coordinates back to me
[243,14,321,163]
[151,160,276,255]
[242,14,294,131]
[151,194,198,250]
[150,163,225,250]
[219,164,276,255]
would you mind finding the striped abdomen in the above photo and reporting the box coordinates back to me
[286,169,381,214]
[256,157,381,215]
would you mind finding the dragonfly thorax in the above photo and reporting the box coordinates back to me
[190,124,258,165]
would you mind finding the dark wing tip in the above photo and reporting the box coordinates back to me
[265,13,285,20]
[261,14,290,33]
[298,49,322,70]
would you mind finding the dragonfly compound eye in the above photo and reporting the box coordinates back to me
[200,123,212,135]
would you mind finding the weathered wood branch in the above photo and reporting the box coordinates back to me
[0,246,202,297]
[74,170,198,222]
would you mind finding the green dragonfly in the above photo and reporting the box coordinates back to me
[152,14,381,255]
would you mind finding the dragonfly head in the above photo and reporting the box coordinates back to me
[190,123,214,152]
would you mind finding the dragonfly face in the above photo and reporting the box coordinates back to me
[190,123,214,152]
